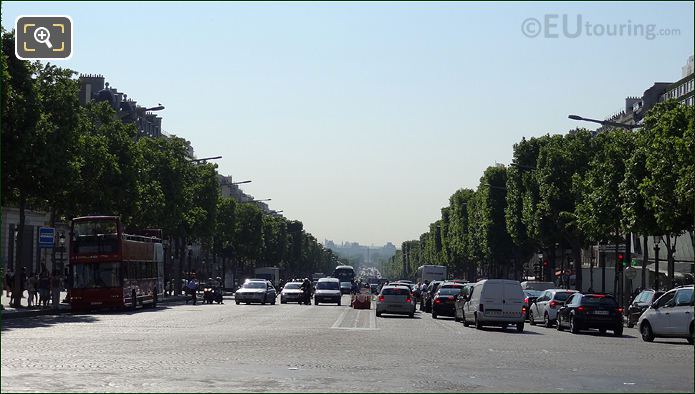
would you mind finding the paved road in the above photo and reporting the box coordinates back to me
[1,295,692,392]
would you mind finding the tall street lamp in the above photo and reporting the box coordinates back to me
[653,236,661,290]
[232,180,251,185]
[189,156,222,164]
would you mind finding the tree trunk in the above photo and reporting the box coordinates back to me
[613,234,620,297]
[641,235,648,290]
[665,234,676,289]
[572,243,582,292]
[13,195,27,308]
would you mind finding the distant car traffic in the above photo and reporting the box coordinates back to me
[637,285,693,344]
[556,293,623,336]
[421,280,443,313]
[235,280,276,305]
[626,289,664,328]
[376,285,415,318]
[528,289,577,327]
[280,282,304,304]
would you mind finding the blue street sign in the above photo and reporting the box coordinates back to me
[38,227,55,248]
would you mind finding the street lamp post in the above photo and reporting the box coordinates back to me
[653,236,661,291]
[538,252,544,281]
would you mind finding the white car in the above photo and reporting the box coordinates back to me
[528,289,577,327]
[376,285,415,318]
[461,279,525,332]
[235,280,276,305]
[637,285,693,344]
[280,282,304,304]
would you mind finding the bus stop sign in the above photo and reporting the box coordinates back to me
[38,227,55,248]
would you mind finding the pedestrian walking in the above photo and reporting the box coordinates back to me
[12,267,26,308]
[4,269,13,298]
[30,273,39,306]
[51,270,61,308]
[38,272,50,307]
[26,271,37,308]
[185,275,198,305]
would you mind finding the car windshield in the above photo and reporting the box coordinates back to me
[382,287,410,295]
[284,283,301,289]
[317,282,339,290]
[243,282,266,289]
[438,288,461,296]
[554,292,574,301]
[524,290,542,297]
[582,295,618,307]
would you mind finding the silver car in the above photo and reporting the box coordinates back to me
[235,280,276,305]
[376,285,415,318]
[280,282,304,304]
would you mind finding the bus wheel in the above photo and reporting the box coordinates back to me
[152,288,158,308]
[131,290,137,310]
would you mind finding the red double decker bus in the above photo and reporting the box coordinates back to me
[69,215,164,311]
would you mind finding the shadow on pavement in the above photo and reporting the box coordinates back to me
[378,314,421,319]
[470,326,544,335]
[1,314,100,332]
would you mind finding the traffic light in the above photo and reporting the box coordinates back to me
[618,253,625,267]
[543,260,549,268]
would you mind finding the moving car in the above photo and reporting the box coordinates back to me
[460,279,525,332]
[626,289,664,328]
[280,281,304,304]
[376,285,415,318]
[637,285,693,344]
[235,280,276,305]
[314,277,342,305]
[432,286,462,319]
[528,289,577,327]
[556,293,623,336]
[522,289,542,320]
[421,280,443,313]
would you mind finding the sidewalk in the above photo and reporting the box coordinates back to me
[1,290,235,320]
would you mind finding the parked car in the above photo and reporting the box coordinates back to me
[376,285,415,318]
[235,280,277,305]
[528,289,577,327]
[460,279,526,332]
[637,285,693,344]
[432,286,462,319]
[626,289,664,328]
[421,280,443,313]
[280,281,304,304]
[522,289,543,320]
[556,293,623,336]
[314,277,342,305]
[454,283,476,321]
[520,281,556,291]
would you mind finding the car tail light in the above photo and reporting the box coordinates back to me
[577,306,585,312]
[549,300,559,309]
[524,297,529,304]
[435,298,442,304]
[378,295,384,302]
[479,303,484,312]
[616,307,624,314]
[522,306,527,314]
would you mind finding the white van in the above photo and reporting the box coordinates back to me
[462,279,526,332]
[314,277,342,305]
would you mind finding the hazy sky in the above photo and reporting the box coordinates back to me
[2,2,693,246]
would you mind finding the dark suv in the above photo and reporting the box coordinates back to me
[626,289,664,328]
[556,293,623,336]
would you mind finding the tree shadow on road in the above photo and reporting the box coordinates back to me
[1,314,99,332]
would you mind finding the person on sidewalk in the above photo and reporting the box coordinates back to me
[185,275,198,305]
[11,267,26,308]
[50,270,62,308]
[5,269,14,303]
[38,272,50,307]
[26,271,36,308]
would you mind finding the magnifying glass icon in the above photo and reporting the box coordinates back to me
[33,27,53,49]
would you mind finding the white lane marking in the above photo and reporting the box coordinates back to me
[331,309,348,329]
[369,309,376,329]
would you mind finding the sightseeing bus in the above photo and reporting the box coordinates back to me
[69,216,164,311]
[333,265,355,294]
